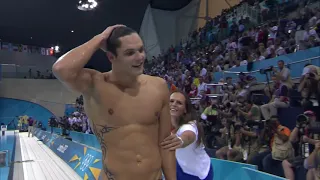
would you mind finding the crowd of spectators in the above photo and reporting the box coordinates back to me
[24,68,56,79]
[48,0,320,179]
[146,0,320,179]
[145,1,319,85]
[49,95,93,134]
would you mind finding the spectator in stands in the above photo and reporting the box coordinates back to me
[237,100,261,121]
[165,76,177,93]
[215,106,242,162]
[201,101,219,122]
[222,121,248,162]
[273,60,293,88]
[261,67,291,120]
[197,76,208,96]
[188,84,198,98]
[299,63,320,109]
[221,77,235,103]
[282,111,319,180]
[238,123,261,163]
[304,142,320,180]
[262,116,293,175]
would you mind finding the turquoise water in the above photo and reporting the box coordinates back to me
[0,131,15,180]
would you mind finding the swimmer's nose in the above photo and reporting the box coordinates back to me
[138,52,146,61]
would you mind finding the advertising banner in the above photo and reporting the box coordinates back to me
[33,128,287,180]
[34,128,103,180]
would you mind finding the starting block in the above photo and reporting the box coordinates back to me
[0,150,9,167]
[1,125,7,136]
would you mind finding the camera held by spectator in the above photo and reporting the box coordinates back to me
[260,66,274,74]
[296,114,310,130]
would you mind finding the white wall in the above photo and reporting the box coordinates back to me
[140,5,162,60]
[0,78,80,116]
[139,0,200,59]
[0,50,56,69]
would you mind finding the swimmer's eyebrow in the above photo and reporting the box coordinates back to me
[124,46,144,53]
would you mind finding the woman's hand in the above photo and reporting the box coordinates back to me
[160,133,183,151]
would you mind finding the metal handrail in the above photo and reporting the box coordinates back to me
[190,56,320,102]
[207,83,225,86]
[221,56,320,75]
[1,63,36,68]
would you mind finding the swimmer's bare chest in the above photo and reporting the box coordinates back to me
[83,75,164,179]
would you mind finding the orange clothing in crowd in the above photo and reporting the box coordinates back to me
[170,84,177,92]
[270,125,291,148]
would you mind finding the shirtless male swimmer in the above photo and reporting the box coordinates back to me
[52,25,176,180]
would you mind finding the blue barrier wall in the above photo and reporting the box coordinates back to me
[211,159,286,180]
[211,158,256,179]
[50,127,100,149]
[213,47,320,82]
[35,128,286,180]
[34,129,103,180]
[0,98,54,130]
[241,167,286,180]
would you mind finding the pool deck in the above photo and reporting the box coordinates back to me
[11,132,81,180]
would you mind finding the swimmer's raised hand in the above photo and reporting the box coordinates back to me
[53,24,124,94]
[99,24,125,52]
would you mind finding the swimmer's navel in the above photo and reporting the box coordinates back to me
[136,154,142,166]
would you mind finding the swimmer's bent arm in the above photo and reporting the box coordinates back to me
[52,25,123,94]
[158,78,177,180]
[52,35,101,93]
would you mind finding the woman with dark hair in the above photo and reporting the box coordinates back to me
[161,91,214,180]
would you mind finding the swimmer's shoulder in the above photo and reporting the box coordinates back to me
[140,75,168,102]
[90,71,112,84]
[83,71,110,98]
[140,74,167,88]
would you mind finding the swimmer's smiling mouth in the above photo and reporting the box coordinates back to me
[132,62,143,68]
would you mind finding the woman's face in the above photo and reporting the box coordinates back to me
[169,92,187,119]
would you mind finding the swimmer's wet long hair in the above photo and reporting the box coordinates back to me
[172,91,205,147]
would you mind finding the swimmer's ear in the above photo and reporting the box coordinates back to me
[106,51,116,62]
